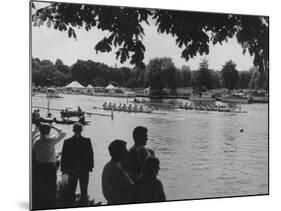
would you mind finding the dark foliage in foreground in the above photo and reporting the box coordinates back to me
[31,2,268,72]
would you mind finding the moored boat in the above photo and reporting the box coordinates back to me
[60,109,84,118]
[188,93,215,104]
[252,95,269,103]
[103,107,152,114]
[93,105,152,114]
[216,94,250,104]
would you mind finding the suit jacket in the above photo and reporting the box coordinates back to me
[126,145,154,182]
[61,135,94,174]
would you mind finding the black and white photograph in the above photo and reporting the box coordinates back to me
[30,0,269,210]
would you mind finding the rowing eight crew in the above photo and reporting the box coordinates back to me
[103,102,144,112]
[179,102,231,112]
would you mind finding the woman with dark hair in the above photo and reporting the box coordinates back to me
[134,157,166,203]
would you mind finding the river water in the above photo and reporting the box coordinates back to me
[32,94,268,203]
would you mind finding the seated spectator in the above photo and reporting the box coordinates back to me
[134,157,166,203]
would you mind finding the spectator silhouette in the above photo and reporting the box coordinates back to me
[61,122,94,206]
[134,157,166,203]
[32,123,66,209]
[126,126,154,182]
[102,139,134,204]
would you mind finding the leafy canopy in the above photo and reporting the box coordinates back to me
[32,2,268,71]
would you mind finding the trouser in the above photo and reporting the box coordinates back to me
[67,171,89,205]
[33,162,57,209]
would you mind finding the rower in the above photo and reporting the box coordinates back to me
[32,110,36,121]
[133,104,138,112]
[179,102,184,108]
[122,104,127,111]
[35,109,41,120]
[118,103,122,111]
[108,102,112,110]
[103,102,107,109]
[47,113,52,119]
[79,115,85,124]
[127,104,132,112]
[114,103,117,110]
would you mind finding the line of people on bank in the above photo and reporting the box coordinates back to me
[32,123,165,209]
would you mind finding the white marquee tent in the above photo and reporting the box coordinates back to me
[64,81,85,89]
[86,84,94,89]
[105,84,117,90]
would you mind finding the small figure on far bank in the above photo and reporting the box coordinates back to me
[61,123,94,205]
[134,157,166,203]
[126,126,155,182]
[102,140,134,205]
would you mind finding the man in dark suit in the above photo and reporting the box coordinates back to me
[126,126,155,182]
[61,122,94,205]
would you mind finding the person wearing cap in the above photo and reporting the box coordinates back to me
[125,126,155,182]
[61,122,94,205]
[102,139,134,205]
[32,123,66,209]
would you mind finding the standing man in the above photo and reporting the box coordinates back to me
[61,122,94,205]
[126,126,155,182]
[32,123,66,209]
[102,139,134,204]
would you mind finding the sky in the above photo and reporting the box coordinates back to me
[32,2,254,71]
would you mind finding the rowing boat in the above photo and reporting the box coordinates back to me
[60,110,84,118]
[93,106,152,114]
[178,105,247,113]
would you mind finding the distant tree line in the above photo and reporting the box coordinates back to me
[32,57,268,94]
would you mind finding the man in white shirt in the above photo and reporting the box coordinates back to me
[32,123,66,209]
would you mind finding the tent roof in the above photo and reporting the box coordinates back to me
[105,84,117,89]
[65,81,85,88]
[86,84,94,88]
